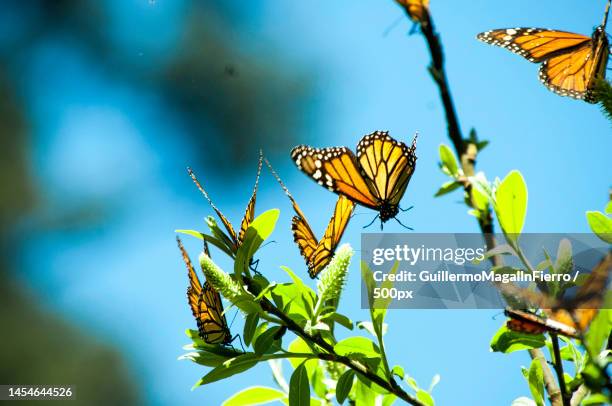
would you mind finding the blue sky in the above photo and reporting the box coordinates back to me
[12,0,611,405]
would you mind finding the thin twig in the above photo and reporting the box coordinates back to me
[551,334,570,406]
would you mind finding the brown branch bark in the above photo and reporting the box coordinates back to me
[408,8,563,406]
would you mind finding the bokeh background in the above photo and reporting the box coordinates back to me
[1,0,609,405]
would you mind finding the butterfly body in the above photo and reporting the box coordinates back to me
[477,24,610,103]
[291,131,417,225]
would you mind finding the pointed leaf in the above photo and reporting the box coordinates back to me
[336,370,355,404]
[223,386,285,406]
[494,170,527,242]
[289,363,310,406]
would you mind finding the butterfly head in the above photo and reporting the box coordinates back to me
[379,202,399,222]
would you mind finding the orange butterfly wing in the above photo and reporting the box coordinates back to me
[265,158,354,278]
[356,131,417,207]
[477,28,591,63]
[477,27,608,103]
[291,145,380,209]
[304,196,355,278]
[177,237,231,345]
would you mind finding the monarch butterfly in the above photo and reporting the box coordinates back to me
[291,131,417,228]
[188,151,263,254]
[176,236,232,345]
[395,0,430,25]
[476,4,611,103]
[505,251,612,338]
[264,158,355,278]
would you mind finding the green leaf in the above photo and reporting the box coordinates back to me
[194,353,261,388]
[310,364,327,399]
[178,351,228,367]
[582,393,612,405]
[438,144,459,177]
[289,363,310,406]
[584,309,612,356]
[416,390,434,406]
[322,312,353,330]
[391,365,405,380]
[490,325,545,353]
[527,358,545,406]
[605,200,612,215]
[287,338,312,370]
[253,326,283,355]
[280,266,316,317]
[235,209,280,277]
[357,321,387,337]
[382,394,397,406]
[271,283,311,321]
[244,313,260,347]
[494,170,527,242]
[223,386,286,406]
[586,211,612,243]
[405,375,418,391]
[175,229,235,258]
[334,337,381,359]
[434,180,462,197]
[553,239,573,275]
[354,379,377,405]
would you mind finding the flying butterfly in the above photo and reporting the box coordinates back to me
[395,0,430,25]
[176,236,233,345]
[188,151,263,255]
[476,4,611,103]
[291,131,417,228]
[264,158,355,278]
[505,251,612,339]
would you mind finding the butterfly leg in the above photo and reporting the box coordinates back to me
[249,258,262,275]
[394,217,414,231]
[399,205,414,212]
[363,214,380,229]
[230,334,246,353]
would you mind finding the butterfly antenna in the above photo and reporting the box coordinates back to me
[363,214,380,229]
[382,14,404,37]
[251,150,264,194]
[394,217,414,231]
[264,156,308,219]
[399,205,414,212]
[604,0,611,30]
[410,132,419,151]
[228,309,239,329]
[187,167,230,218]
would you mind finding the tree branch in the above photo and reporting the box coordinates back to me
[245,278,425,406]
[406,7,563,405]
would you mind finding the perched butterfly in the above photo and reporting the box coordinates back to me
[265,158,355,278]
[477,6,611,103]
[395,0,430,25]
[176,236,232,345]
[291,131,417,228]
[188,151,263,254]
[505,251,612,338]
